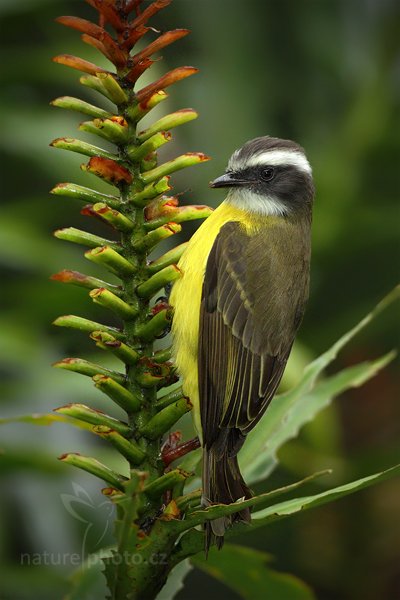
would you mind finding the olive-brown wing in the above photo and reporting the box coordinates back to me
[199,220,308,448]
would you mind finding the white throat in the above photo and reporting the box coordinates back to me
[226,188,288,216]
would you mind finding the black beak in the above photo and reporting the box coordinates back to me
[209,172,247,188]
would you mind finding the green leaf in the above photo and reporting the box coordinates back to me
[155,559,192,600]
[64,549,111,600]
[247,463,400,532]
[0,448,65,475]
[184,353,394,491]
[241,352,395,484]
[240,286,400,484]
[173,464,400,560]
[178,471,330,531]
[1,564,69,600]
[0,413,92,430]
[193,544,316,600]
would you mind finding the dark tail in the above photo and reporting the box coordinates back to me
[202,429,252,554]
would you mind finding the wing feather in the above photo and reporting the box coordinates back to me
[199,219,310,447]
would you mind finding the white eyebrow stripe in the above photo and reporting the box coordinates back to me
[233,150,312,174]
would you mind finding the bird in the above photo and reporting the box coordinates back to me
[170,135,315,551]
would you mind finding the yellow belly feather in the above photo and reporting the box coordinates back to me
[170,201,267,437]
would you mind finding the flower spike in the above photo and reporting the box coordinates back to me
[51,2,214,595]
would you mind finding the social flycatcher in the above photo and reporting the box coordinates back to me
[170,136,315,549]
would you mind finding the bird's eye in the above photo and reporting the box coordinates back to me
[260,167,275,181]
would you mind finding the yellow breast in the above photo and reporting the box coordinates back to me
[170,201,263,436]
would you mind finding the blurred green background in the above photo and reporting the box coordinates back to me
[1,0,399,599]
